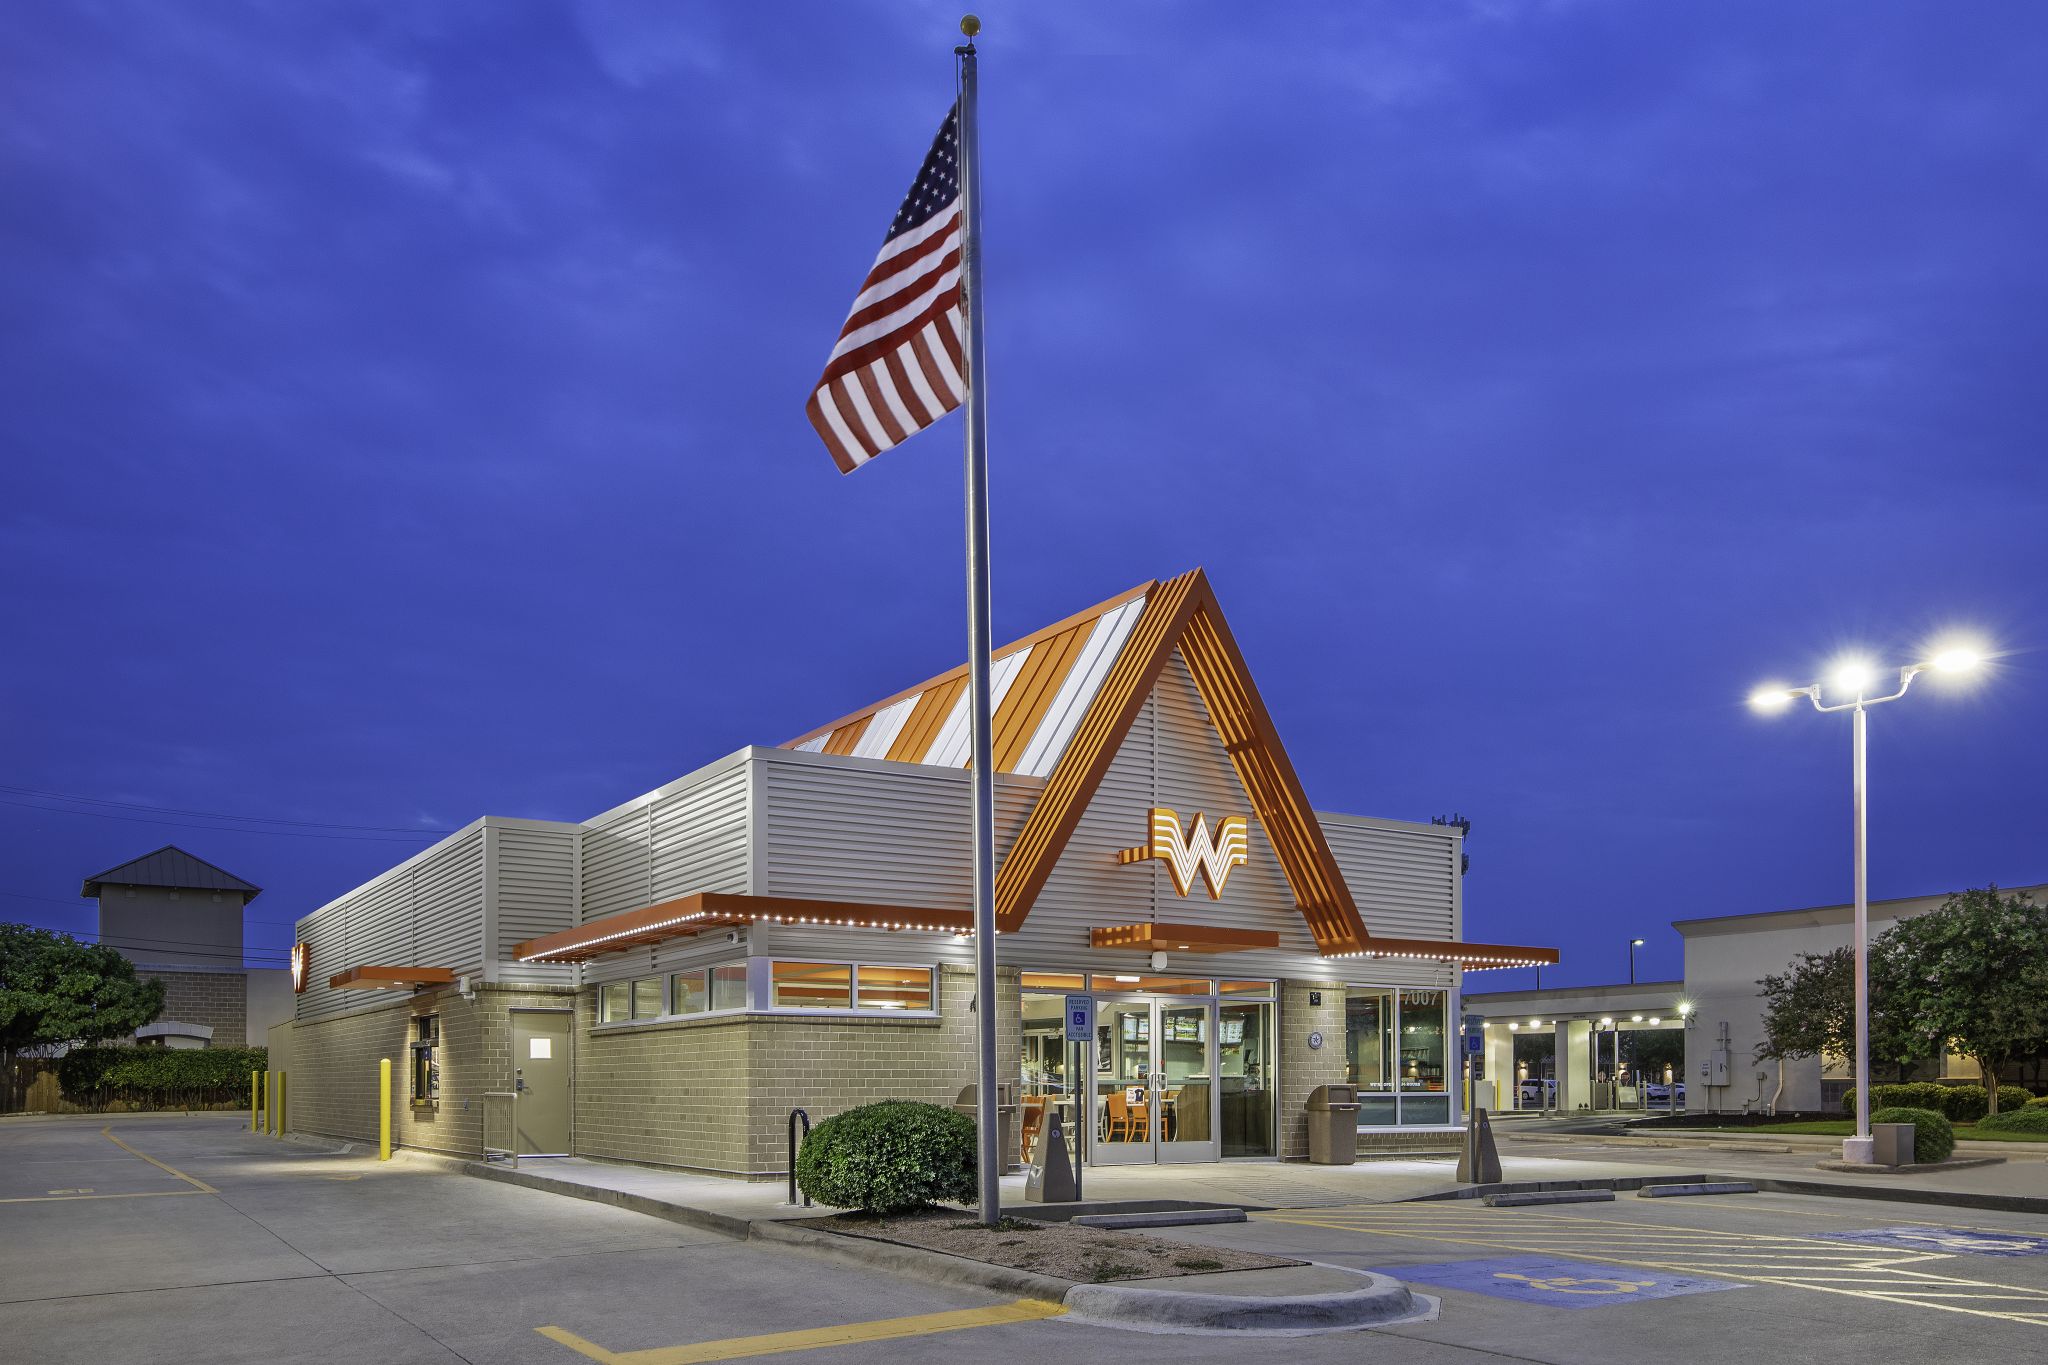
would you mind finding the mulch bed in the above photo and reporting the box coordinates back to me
[791,1207,1302,1283]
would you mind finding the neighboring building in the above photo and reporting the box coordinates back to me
[276,569,1558,1177]
[1676,883,2048,1113]
[1468,881,2048,1117]
[1464,981,1689,1113]
[80,846,293,1048]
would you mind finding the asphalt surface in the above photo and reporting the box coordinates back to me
[6,1113,2048,1363]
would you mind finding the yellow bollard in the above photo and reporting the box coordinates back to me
[378,1058,392,1160]
[277,1071,287,1135]
[251,1070,261,1131]
[268,1071,279,1136]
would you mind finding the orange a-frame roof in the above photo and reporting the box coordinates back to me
[782,566,1557,967]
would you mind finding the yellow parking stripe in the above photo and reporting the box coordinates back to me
[101,1126,219,1194]
[0,1190,208,1205]
[537,1298,1065,1365]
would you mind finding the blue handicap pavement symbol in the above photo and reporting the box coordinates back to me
[1377,1255,1743,1310]
[1807,1227,2048,1257]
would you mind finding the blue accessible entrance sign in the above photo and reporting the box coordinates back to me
[1808,1227,2048,1257]
[1064,994,1094,1042]
[1380,1256,1743,1309]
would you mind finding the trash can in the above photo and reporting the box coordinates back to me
[1305,1083,1360,1164]
[954,1084,1019,1172]
[1872,1122,1915,1167]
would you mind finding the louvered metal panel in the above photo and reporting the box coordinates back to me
[494,822,578,985]
[1319,814,1461,943]
[647,766,749,903]
[580,808,650,922]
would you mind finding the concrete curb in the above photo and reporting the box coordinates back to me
[1814,1157,2004,1175]
[459,1160,1426,1332]
[1484,1190,1613,1207]
[1071,1210,1248,1230]
[1062,1264,1426,1335]
[1746,1176,2048,1217]
[1636,1181,1755,1198]
[1409,1173,1729,1202]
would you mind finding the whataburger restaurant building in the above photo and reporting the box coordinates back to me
[276,569,1556,1177]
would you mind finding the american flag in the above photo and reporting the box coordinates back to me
[806,104,965,473]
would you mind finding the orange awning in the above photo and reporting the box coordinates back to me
[1090,922,1283,954]
[514,892,975,965]
[1323,936,1559,971]
[327,965,457,991]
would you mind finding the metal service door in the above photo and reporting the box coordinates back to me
[510,1010,571,1156]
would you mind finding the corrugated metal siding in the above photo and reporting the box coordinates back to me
[293,827,488,1023]
[648,765,749,903]
[581,806,652,922]
[1320,815,1460,943]
[495,823,578,985]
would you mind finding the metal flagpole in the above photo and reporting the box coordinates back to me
[955,15,1001,1228]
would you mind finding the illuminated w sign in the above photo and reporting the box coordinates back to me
[1117,807,1249,899]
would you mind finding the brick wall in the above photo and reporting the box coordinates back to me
[142,969,247,1046]
[282,983,574,1156]
[572,965,1021,1180]
[1277,978,1348,1159]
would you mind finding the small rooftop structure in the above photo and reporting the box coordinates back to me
[80,845,262,903]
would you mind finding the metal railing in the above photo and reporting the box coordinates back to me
[482,1090,519,1169]
[786,1108,811,1207]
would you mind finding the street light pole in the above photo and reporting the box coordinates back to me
[1627,938,1645,985]
[1749,643,1981,1165]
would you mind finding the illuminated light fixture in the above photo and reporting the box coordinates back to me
[1831,658,1876,694]
[1677,1002,1693,1017]
[1931,646,1980,673]
[1648,1017,1662,1026]
[1528,1018,1542,1028]
[1117,807,1249,899]
[1507,1022,1519,1032]
[1113,974,1140,983]
[1631,1014,1643,1022]
[1599,1017,1614,1027]
[1748,684,1802,712]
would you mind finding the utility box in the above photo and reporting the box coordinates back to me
[1873,1122,1915,1167]
[1707,1049,1731,1087]
[1305,1083,1360,1165]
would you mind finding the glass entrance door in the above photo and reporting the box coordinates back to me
[1091,997,1217,1164]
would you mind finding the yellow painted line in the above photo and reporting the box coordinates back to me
[536,1297,1066,1365]
[101,1125,219,1194]
[0,1189,208,1205]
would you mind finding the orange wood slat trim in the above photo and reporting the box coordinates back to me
[889,675,968,763]
[1327,935,1559,967]
[820,714,872,758]
[989,620,1090,772]
[994,570,1203,932]
[327,965,458,991]
[511,892,976,964]
[1089,922,1284,953]
[780,579,1157,752]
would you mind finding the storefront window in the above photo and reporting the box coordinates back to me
[1398,990,1450,1123]
[856,965,933,1010]
[1021,971,1084,991]
[631,977,664,1020]
[772,962,852,1008]
[1346,988,1396,1126]
[1098,974,1211,995]
[710,963,748,1011]
[599,982,630,1023]
[671,970,709,1015]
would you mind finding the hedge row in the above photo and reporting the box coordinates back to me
[57,1046,269,1106]
[1976,1106,2048,1135]
[1843,1083,2034,1122]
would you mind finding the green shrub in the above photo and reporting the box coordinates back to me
[1977,1106,2048,1134]
[1996,1086,2033,1114]
[1940,1085,1990,1122]
[2025,1095,2048,1109]
[1843,1082,1947,1117]
[794,1100,977,1215]
[1870,1106,1954,1163]
[56,1045,268,1108]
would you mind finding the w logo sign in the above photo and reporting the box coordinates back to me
[1118,807,1249,899]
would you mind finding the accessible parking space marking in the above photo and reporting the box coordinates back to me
[1805,1228,2048,1258]
[1382,1254,1742,1309]
[1255,1203,2048,1327]
[536,1297,1066,1365]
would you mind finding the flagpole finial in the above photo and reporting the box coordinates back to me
[960,14,981,40]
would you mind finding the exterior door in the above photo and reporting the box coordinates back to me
[1090,997,1217,1165]
[510,1010,571,1156]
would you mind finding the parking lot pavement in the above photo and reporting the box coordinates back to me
[11,1113,2048,1365]
[1154,1188,2048,1361]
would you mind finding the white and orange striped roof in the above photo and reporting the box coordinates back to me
[781,579,1154,778]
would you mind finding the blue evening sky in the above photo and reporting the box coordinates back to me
[5,1,2044,987]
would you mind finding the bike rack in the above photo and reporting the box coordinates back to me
[482,1090,519,1170]
[786,1108,811,1207]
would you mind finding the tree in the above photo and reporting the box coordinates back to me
[0,924,166,1072]
[1871,887,2048,1115]
[1756,947,1854,1066]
